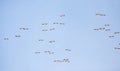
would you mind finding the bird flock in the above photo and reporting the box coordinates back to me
[2,13,120,64]
[3,14,71,63]
[94,13,120,50]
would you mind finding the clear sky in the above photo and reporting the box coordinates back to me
[0,0,120,71]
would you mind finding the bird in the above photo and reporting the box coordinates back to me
[96,14,106,16]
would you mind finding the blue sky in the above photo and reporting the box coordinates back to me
[0,0,120,71]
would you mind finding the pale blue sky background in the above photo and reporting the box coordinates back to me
[0,0,120,71]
